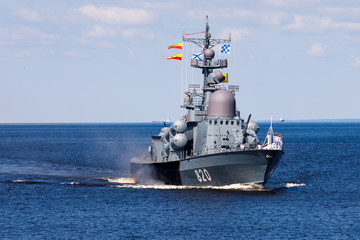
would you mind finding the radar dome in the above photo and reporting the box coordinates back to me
[208,90,236,118]
[214,70,225,82]
[184,96,191,105]
[203,49,215,59]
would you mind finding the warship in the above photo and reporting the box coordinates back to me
[130,17,284,186]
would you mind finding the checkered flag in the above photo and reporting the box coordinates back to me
[221,44,231,54]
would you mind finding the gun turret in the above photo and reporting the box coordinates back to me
[243,114,252,143]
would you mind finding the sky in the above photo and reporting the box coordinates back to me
[0,0,359,123]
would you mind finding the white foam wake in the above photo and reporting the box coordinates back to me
[211,183,263,190]
[60,182,81,185]
[113,182,267,191]
[104,178,282,191]
[286,183,306,188]
[106,177,135,184]
[12,179,27,183]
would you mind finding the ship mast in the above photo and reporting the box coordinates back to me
[182,16,231,114]
[204,15,210,49]
[202,16,211,106]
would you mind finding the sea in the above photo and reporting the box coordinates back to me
[1,122,359,239]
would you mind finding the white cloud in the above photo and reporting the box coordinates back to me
[354,59,360,68]
[260,12,289,25]
[186,10,210,21]
[141,2,182,10]
[283,15,360,33]
[220,28,254,42]
[63,51,81,58]
[96,41,114,48]
[77,5,155,25]
[306,44,325,56]
[227,9,257,19]
[320,7,360,19]
[0,26,57,44]
[0,41,15,46]
[82,24,156,41]
[264,0,291,6]
[283,15,334,33]
[13,8,41,21]
[230,9,288,25]
[74,38,114,48]
[339,22,360,31]
[265,0,321,7]
[187,8,288,26]
[84,25,116,38]
[121,28,155,40]
[345,35,360,44]
[63,51,92,59]
[127,48,136,60]
[14,50,32,58]
[12,8,54,22]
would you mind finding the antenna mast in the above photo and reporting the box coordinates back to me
[182,16,231,112]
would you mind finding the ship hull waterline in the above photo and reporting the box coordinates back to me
[130,149,283,186]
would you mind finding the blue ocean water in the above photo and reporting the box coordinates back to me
[1,122,359,239]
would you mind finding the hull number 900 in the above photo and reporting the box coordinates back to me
[194,169,212,182]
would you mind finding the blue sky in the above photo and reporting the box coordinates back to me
[0,0,359,123]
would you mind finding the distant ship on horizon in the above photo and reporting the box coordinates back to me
[152,119,171,123]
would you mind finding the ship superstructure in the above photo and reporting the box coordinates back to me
[130,17,284,186]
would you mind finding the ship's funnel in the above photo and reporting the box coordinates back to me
[208,90,236,117]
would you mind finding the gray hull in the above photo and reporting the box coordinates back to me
[130,149,283,186]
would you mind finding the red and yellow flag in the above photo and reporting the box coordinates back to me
[168,43,183,50]
[167,53,182,61]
